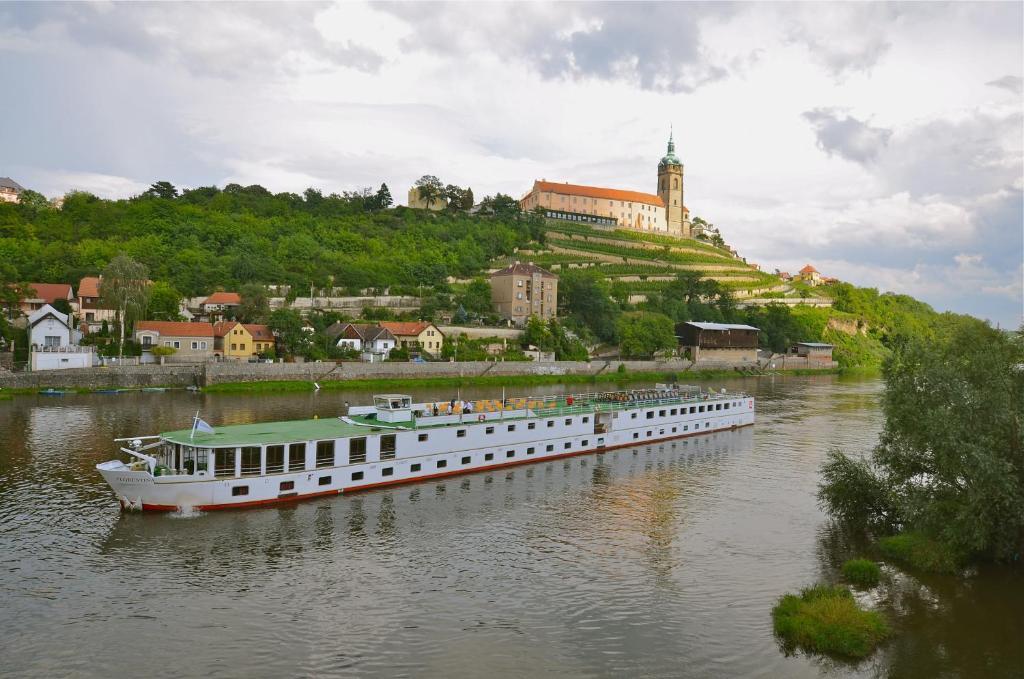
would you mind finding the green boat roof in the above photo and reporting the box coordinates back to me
[162,416,385,447]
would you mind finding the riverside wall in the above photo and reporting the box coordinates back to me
[0,356,836,391]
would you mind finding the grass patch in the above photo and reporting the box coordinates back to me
[772,585,889,659]
[841,558,881,587]
[878,532,963,574]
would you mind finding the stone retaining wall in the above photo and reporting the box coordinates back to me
[0,364,202,390]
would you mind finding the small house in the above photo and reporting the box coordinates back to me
[28,304,92,370]
[678,321,759,363]
[213,321,275,360]
[378,321,444,355]
[19,283,75,316]
[135,321,215,362]
[792,342,834,362]
[326,322,397,360]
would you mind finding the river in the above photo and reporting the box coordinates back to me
[0,375,1020,678]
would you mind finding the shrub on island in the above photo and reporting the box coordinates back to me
[841,558,881,587]
[878,532,963,575]
[772,585,889,659]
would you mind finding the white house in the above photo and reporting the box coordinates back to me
[325,322,397,361]
[28,304,92,370]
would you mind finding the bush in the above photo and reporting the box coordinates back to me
[878,532,963,574]
[841,558,881,587]
[772,585,889,659]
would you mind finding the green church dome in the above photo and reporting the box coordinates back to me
[659,129,681,167]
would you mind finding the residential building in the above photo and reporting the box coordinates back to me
[792,342,834,362]
[201,291,242,317]
[407,186,446,211]
[677,321,760,364]
[797,265,822,286]
[0,177,24,204]
[378,321,444,355]
[213,321,275,360]
[325,322,397,360]
[77,276,118,331]
[18,283,75,316]
[519,131,691,237]
[28,304,92,370]
[490,262,558,327]
[135,321,215,362]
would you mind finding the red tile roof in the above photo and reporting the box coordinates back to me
[379,321,439,338]
[244,324,273,340]
[78,276,101,298]
[203,291,241,305]
[799,265,819,274]
[136,321,214,337]
[25,283,73,303]
[213,321,237,337]
[530,180,664,207]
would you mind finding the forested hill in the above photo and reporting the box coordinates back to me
[0,185,541,296]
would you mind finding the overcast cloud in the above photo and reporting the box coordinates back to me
[0,1,1020,327]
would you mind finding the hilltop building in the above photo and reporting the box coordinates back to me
[0,177,24,204]
[519,131,692,237]
[490,262,558,327]
[407,186,446,211]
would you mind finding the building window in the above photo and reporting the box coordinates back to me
[485,453,494,461]
[191,341,198,350]
[349,437,367,464]
[437,460,448,469]
[418,433,428,441]
[382,467,394,477]
[461,456,471,464]
[172,341,180,349]
[280,480,294,491]
[316,440,335,468]
[457,429,466,438]
[411,463,422,472]
[289,443,305,471]
[232,486,249,497]
[380,434,396,460]
[266,445,284,473]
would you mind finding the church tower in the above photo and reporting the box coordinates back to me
[657,128,687,237]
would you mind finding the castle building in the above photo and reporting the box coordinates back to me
[519,131,692,238]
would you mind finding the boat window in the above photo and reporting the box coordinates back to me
[659,410,666,417]
[633,433,639,440]
[647,411,654,419]
[289,443,306,471]
[280,481,294,491]
[382,467,394,477]
[684,425,688,431]
[671,409,678,415]
[411,463,422,472]
[724,403,730,410]
[485,453,494,461]
[506,450,515,458]
[320,475,333,485]
[528,422,536,430]
[266,445,285,474]
[716,404,722,411]
[457,429,467,438]
[546,444,554,452]
[631,413,638,419]
[527,447,535,455]
[349,437,367,464]
[507,424,516,432]
[232,486,249,497]
[564,418,572,425]
[582,440,588,446]
[215,449,236,477]
[698,406,705,413]
[582,417,589,423]
[547,420,555,428]
[437,460,448,469]
[418,433,428,442]
[181,446,208,475]
[240,446,261,476]
[689,406,696,414]
[461,456,471,464]
[316,440,335,468]
[380,434,397,460]
[564,442,571,449]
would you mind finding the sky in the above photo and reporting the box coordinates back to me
[1,1,1021,327]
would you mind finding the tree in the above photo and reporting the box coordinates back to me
[522,315,554,351]
[559,269,620,342]
[238,283,270,323]
[818,320,1024,562]
[461,278,493,316]
[147,281,183,321]
[150,345,176,364]
[144,181,178,199]
[414,175,444,207]
[464,187,475,210]
[269,308,309,358]
[617,311,676,358]
[17,189,49,212]
[99,256,150,359]
[374,183,393,209]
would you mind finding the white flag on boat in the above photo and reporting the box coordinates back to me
[190,411,215,438]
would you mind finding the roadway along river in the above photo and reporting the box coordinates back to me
[0,375,1020,678]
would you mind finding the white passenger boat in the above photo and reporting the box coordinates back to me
[96,385,755,512]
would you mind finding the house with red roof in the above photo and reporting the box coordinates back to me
[797,264,823,286]
[213,321,275,360]
[17,283,75,316]
[135,321,215,361]
[200,291,242,318]
[77,276,118,331]
[378,321,444,355]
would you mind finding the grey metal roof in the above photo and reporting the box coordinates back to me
[0,177,24,191]
[797,342,833,348]
[685,322,760,331]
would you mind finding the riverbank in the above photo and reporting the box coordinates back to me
[0,358,841,395]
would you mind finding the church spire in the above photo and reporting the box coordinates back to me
[659,125,681,167]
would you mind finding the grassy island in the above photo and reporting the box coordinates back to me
[772,585,890,659]
[841,558,881,587]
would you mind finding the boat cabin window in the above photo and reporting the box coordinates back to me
[232,486,249,497]
[418,433,428,442]
[316,440,335,468]
[215,449,236,477]
[240,447,261,476]
[528,422,536,430]
[181,446,208,475]
[349,437,367,464]
[289,443,306,471]
[436,459,447,468]
[380,434,396,460]
[266,445,285,474]
[457,430,466,438]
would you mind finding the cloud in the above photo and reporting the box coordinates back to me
[803,109,893,164]
[783,3,901,77]
[986,75,1023,95]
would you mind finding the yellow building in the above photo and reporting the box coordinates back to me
[407,186,446,211]
[489,262,558,326]
[214,321,275,359]
[519,131,692,237]
[378,321,444,355]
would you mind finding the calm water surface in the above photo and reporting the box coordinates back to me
[1,376,1020,678]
